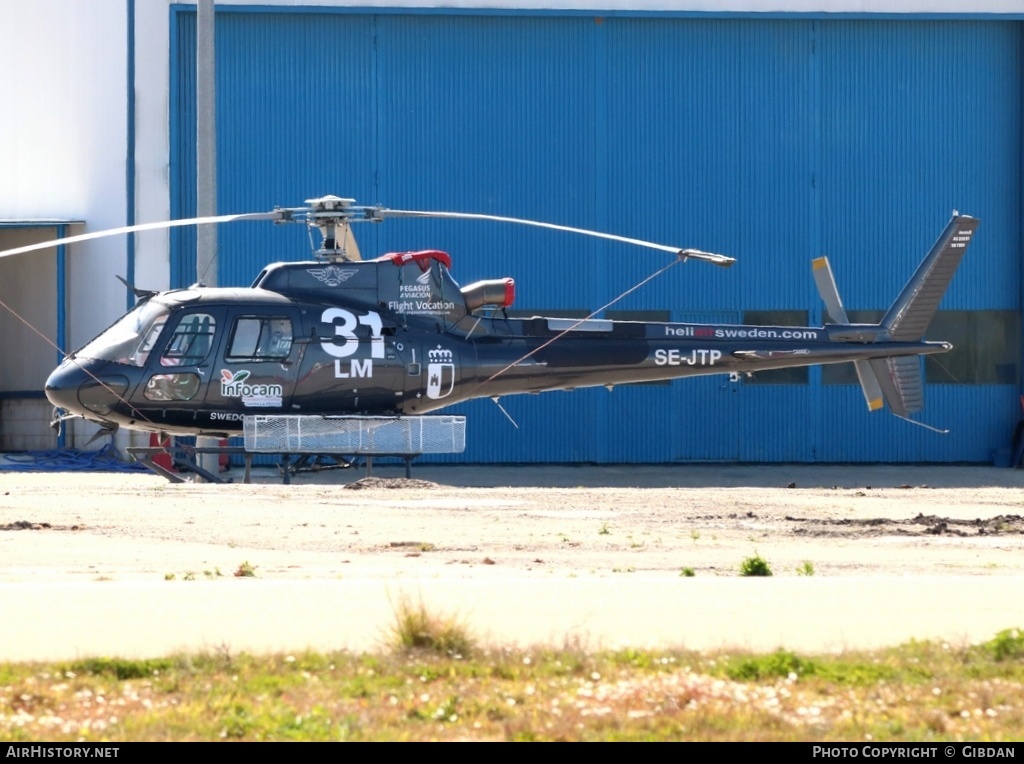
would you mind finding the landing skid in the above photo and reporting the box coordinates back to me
[127,446,419,484]
[127,445,250,484]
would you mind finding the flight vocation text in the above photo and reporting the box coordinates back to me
[388,280,455,315]
[321,307,384,379]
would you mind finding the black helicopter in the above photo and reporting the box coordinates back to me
[0,196,977,438]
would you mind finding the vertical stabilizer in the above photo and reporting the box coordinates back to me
[881,215,979,341]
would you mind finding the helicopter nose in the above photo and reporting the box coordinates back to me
[45,362,82,412]
[45,361,129,417]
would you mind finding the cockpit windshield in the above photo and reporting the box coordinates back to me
[74,300,171,367]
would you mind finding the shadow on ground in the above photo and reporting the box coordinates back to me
[246,461,1024,490]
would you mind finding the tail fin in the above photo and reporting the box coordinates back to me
[882,214,979,341]
[813,213,979,420]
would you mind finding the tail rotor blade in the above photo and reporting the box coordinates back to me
[812,256,884,412]
[811,256,850,324]
[853,360,885,412]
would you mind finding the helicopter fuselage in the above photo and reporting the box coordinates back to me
[44,249,949,437]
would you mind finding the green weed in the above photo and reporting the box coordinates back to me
[986,628,1024,661]
[724,650,816,681]
[739,553,773,577]
[67,656,176,681]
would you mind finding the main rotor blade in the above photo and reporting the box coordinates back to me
[0,211,281,260]
[373,208,736,267]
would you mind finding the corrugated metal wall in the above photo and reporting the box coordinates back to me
[171,9,1022,463]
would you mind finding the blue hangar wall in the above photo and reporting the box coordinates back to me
[170,8,1023,463]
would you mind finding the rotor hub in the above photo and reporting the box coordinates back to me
[304,195,362,262]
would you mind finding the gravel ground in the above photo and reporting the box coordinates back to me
[1,462,1023,659]
[3,463,1024,580]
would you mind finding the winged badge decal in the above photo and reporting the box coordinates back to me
[308,266,358,287]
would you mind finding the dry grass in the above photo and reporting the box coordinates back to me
[386,594,475,658]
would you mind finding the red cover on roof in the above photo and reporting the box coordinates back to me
[376,250,452,271]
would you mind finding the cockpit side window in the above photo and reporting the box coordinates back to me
[135,316,168,366]
[161,313,216,366]
[227,316,293,361]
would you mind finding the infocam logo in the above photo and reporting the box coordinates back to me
[220,369,283,408]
